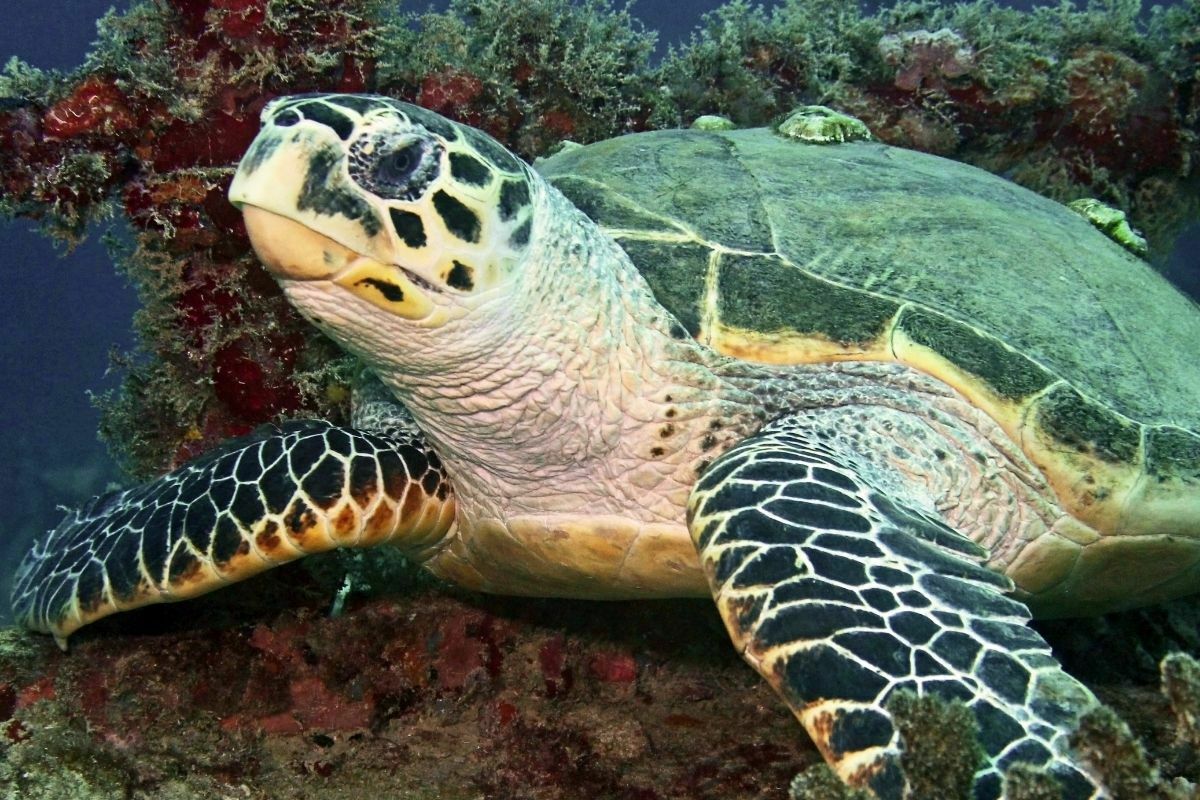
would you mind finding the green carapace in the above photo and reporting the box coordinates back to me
[13,96,1200,800]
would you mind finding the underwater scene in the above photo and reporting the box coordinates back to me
[3,0,1200,797]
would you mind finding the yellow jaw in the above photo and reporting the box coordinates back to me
[242,205,434,320]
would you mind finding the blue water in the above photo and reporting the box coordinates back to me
[0,0,1197,624]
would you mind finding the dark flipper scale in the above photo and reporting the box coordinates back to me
[11,420,455,647]
[687,415,1101,799]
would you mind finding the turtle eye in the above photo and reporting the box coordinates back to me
[349,133,444,202]
[376,144,420,185]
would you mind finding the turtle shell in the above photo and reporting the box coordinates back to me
[537,128,1200,611]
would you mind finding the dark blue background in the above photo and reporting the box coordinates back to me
[1,1,1197,620]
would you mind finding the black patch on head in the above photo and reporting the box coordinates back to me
[240,134,282,176]
[433,190,481,242]
[449,152,492,187]
[273,108,301,127]
[499,179,531,221]
[462,125,523,173]
[396,102,461,141]
[389,208,427,248]
[510,218,531,246]
[325,95,387,115]
[296,101,355,140]
[446,261,475,291]
[299,148,381,237]
[356,277,405,303]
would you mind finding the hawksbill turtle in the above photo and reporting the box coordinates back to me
[12,96,1200,799]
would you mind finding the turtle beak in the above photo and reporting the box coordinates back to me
[229,122,397,273]
[239,206,360,281]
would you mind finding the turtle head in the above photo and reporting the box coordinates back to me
[229,94,535,329]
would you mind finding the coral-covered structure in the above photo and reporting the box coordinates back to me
[2,0,1197,479]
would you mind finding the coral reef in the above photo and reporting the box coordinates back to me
[4,578,1200,798]
[0,572,818,799]
[653,0,1199,262]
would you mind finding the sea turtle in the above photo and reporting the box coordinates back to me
[12,95,1200,799]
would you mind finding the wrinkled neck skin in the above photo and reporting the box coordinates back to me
[278,180,995,532]
[280,181,749,524]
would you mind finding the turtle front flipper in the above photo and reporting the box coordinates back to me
[11,420,455,648]
[687,416,1102,800]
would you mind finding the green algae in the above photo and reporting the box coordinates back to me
[889,692,984,800]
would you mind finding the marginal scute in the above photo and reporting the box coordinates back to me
[1006,533,1080,599]
[1053,534,1200,611]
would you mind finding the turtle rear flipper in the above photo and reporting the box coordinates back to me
[11,420,455,647]
[687,415,1102,800]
